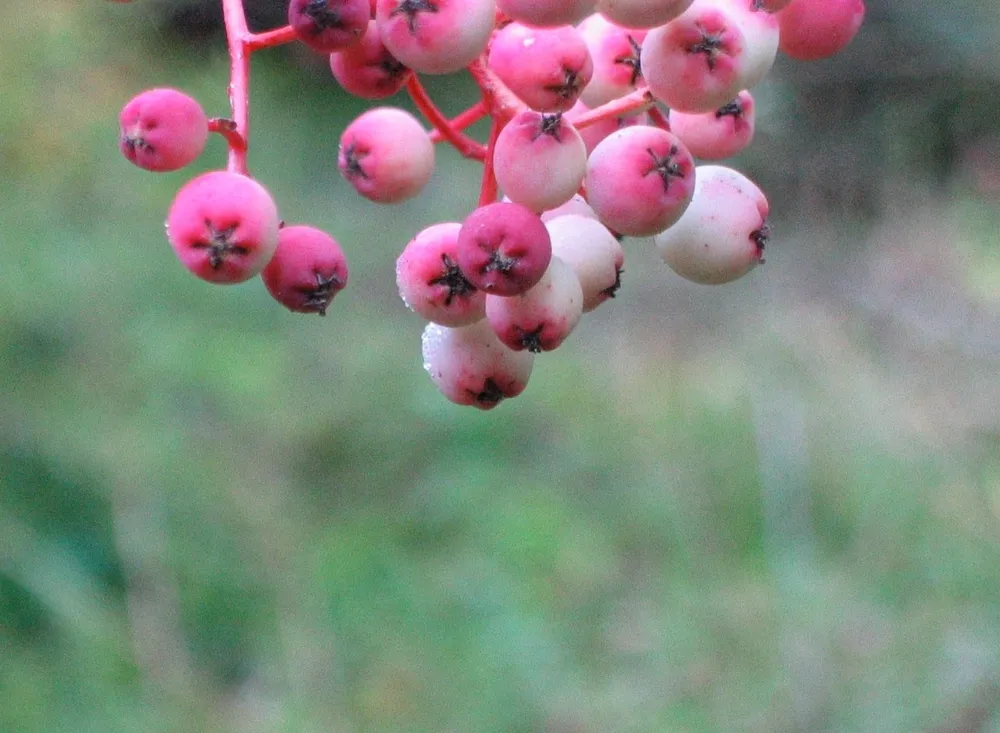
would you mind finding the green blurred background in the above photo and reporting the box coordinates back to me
[3,1,1000,731]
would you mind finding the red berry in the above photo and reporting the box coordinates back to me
[165,171,280,285]
[262,225,349,315]
[119,88,208,172]
[456,203,553,297]
[288,0,370,53]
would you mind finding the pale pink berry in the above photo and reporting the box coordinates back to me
[288,0,370,52]
[165,171,280,284]
[488,23,593,114]
[595,0,693,31]
[329,20,412,99]
[338,107,434,203]
[655,164,769,284]
[119,88,208,172]
[777,0,865,61]
[456,203,552,296]
[422,320,534,409]
[668,90,755,160]
[585,125,696,237]
[545,215,623,311]
[375,0,495,74]
[485,256,584,353]
[396,222,486,326]
[640,0,749,113]
[539,193,598,223]
[577,15,647,108]
[717,0,779,89]
[261,225,349,314]
[493,111,587,213]
[496,0,595,28]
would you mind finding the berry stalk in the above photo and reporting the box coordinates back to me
[405,75,487,161]
[221,0,252,174]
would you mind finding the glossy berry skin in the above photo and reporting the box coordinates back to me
[493,111,587,213]
[585,125,697,237]
[668,90,755,160]
[777,0,865,61]
[338,107,434,203]
[422,320,534,409]
[288,0,370,53]
[456,203,552,297]
[375,0,495,74]
[487,23,593,114]
[119,88,208,172]
[261,225,349,315]
[655,164,769,284]
[329,19,412,99]
[165,171,280,284]
[396,222,486,326]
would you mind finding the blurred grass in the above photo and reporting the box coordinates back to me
[2,2,1000,732]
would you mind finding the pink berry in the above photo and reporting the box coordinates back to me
[777,0,865,61]
[396,222,486,326]
[422,320,534,409]
[165,171,280,285]
[585,125,696,237]
[718,0,779,89]
[455,203,552,297]
[577,15,647,108]
[485,256,584,353]
[338,107,434,203]
[668,90,755,160]
[488,23,593,114]
[496,0,595,28]
[595,0,693,31]
[655,164,769,284]
[545,215,623,311]
[329,20,412,99]
[288,0,370,52]
[119,88,208,172]
[375,0,494,74]
[493,111,587,213]
[539,192,598,223]
[261,225,349,315]
[640,0,750,113]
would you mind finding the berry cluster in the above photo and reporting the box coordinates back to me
[115,0,865,409]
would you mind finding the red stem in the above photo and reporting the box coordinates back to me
[208,117,247,152]
[222,0,251,174]
[646,105,671,131]
[246,24,300,52]
[478,118,502,207]
[466,56,524,123]
[570,87,656,130]
[406,76,486,161]
[428,100,488,143]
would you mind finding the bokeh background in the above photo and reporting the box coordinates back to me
[3,1,1000,731]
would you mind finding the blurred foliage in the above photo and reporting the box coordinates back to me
[2,2,1000,732]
